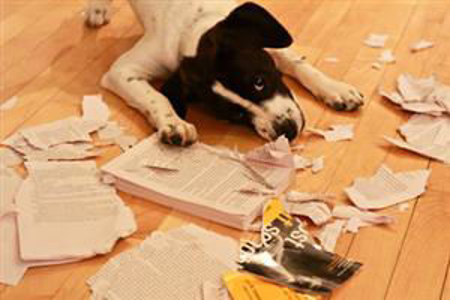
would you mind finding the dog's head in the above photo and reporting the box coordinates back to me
[162,2,305,141]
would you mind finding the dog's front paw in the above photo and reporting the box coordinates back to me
[315,80,364,111]
[158,120,198,146]
[84,1,111,28]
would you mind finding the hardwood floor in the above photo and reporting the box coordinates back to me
[1,1,449,299]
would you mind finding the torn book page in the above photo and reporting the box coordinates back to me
[316,220,346,252]
[364,34,388,48]
[15,161,136,261]
[102,135,294,230]
[332,205,396,225]
[411,40,434,52]
[380,73,450,116]
[0,96,18,111]
[293,155,312,170]
[308,124,354,142]
[285,201,332,226]
[285,191,335,203]
[82,94,110,123]
[311,156,325,174]
[0,147,23,167]
[24,143,100,161]
[87,225,238,300]
[378,49,395,64]
[19,117,100,150]
[385,136,450,164]
[344,165,430,209]
[399,114,450,147]
[0,167,25,285]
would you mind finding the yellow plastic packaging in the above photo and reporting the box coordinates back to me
[223,271,318,300]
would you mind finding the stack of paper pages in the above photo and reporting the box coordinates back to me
[102,135,296,230]
[88,224,238,300]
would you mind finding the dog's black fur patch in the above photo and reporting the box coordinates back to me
[161,2,294,125]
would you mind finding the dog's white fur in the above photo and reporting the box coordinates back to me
[86,0,364,145]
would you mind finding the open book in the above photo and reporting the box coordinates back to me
[102,135,296,230]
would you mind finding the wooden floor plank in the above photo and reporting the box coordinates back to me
[443,263,450,300]
[1,1,450,299]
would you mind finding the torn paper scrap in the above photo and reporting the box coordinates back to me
[344,217,368,233]
[294,155,312,170]
[2,133,39,155]
[364,34,388,48]
[332,205,396,225]
[316,220,345,252]
[378,49,396,64]
[311,156,325,174]
[0,147,23,167]
[16,161,136,260]
[380,73,450,116]
[285,191,335,203]
[344,165,430,209]
[19,117,99,150]
[385,136,450,164]
[0,96,18,111]
[286,202,332,226]
[203,281,231,300]
[87,225,238,300]
[244,135,294,168]
[399,114,450,147]
[82,95,110,123]
[97,122,123,141]
[324,57,339,63]
[115,134,138,152]
[24,143,100,161]
[411,40,434,52]
[308,124,354,142]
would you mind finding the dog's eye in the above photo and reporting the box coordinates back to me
[253,76,265,91]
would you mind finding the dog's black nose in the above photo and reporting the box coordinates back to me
[273,118,298,141]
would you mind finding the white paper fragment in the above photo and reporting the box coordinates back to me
[332,205,396,225]
[0,147,23,167]
[309,124,354,142]
[87,225,238,300]
[97,122,123,141]
[82,95,110,123]
[24,143,99,161]
[203,281,231,300]
[378,49,396,64]
[285,191,335,203]
[287,202,332,226]
[311,156,325,174]
[115,134,138,152]
[364,34,388,48]
[385,136,450,164]
[324,57,339,63]
[344,217,368,233]
[345,165,430,209]
[0,96,18,111]
[19,117,96,150]
[317,220,345,252]
[380,73,450,116]
[398,202,410,212]
[293,155,312,170]
[16,161,136,261]
[2,133,39,154]
[411,40,434,52]
[372,62,382,70]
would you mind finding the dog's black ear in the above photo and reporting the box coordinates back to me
[161,56,215,119]
[221,2,293,49]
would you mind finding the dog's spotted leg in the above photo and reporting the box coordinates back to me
[84,0,112,28]
[269,48,364,111]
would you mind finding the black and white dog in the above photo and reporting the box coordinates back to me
[85,0,364,146]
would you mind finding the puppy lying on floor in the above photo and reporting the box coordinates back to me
[85,0,364,146]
